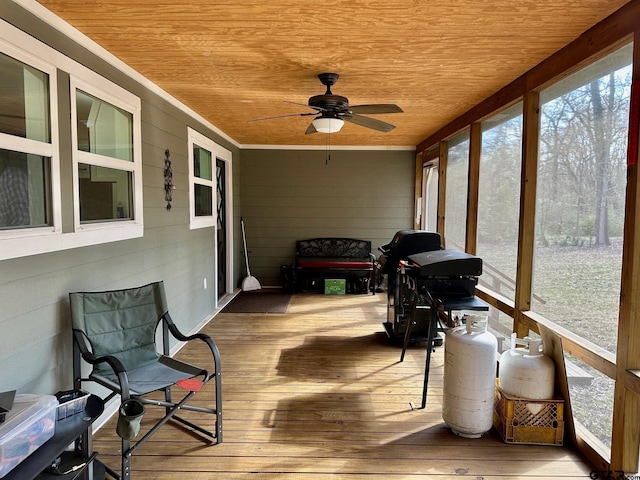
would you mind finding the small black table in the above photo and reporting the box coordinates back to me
[5,394,105,480]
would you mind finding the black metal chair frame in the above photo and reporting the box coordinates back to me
[70,281,222,480]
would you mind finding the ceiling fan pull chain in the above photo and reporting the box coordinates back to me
[326,132,331,165]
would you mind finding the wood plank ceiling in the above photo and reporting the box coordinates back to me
[35,0,631,147]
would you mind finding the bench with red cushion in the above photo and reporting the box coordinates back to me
[295,238,374,294]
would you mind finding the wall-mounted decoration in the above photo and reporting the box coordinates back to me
[164,149,174,211]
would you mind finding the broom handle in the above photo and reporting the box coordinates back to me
[241,217,251,276]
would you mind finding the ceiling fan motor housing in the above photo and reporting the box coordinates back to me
[308,94,349,112]
[308,72,349,112]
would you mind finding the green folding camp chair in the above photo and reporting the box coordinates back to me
[70,281,222,480]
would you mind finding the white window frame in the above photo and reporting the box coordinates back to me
[0,32,61,256]
[188,128,231,230]
[218,148,234,297]
[0,19,143,260]
[70,75,143,237]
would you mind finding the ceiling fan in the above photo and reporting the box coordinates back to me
[251,73,403,134]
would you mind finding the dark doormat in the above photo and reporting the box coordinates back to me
[222,291,292,314]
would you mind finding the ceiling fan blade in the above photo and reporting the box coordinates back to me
[343,113,396,132]
[248,112,317,122]
[349,104,403,114]
[284,100,325,112]
[305,121,318,134]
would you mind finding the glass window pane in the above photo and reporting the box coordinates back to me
[444,130,469,250]
[0,148,51,229]
[193,144,212,180]
[78,163,133,222]
[0,52,50,142]
[76,90,133,161]
[476,103,523,301]
[532,44,631,356]
[194,184,213,216]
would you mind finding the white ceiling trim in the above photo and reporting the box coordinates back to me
[241,144,415,151]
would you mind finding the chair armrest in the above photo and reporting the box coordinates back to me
[166,321,205,343]
[163,313,222,381]
[73,329,127,375]
[163,313,209,343]
[73,329,132,399]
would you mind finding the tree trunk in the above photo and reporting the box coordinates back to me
[590,78,611,246]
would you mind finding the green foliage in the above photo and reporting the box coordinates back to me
[555,235,587,247]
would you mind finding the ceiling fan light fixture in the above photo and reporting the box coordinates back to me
[312,117,344,133]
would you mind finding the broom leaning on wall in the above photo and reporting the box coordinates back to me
[241,217,261,291]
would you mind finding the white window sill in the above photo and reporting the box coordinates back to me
[0,223,143,261]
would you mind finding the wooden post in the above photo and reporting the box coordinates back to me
[610,29,640,475]
[466,122,481,255]
[513,91,539,338]
[437,141,448,244]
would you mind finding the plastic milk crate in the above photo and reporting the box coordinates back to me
[493,381,564,446]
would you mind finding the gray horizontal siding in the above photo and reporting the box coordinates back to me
[240,149,415,285]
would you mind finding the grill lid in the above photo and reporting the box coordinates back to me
[378,230,442,257]
[408,249,482,277]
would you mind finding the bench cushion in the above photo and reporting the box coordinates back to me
[297,260,373,270]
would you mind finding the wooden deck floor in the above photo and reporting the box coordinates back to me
[92,292,594,479]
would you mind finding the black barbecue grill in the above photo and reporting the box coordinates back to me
[376,230,442,341]
[376,231,490,408]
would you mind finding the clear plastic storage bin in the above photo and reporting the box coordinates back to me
[0,394,58,478]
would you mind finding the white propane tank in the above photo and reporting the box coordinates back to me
[442,314,497,438]
[498,333,555,400]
